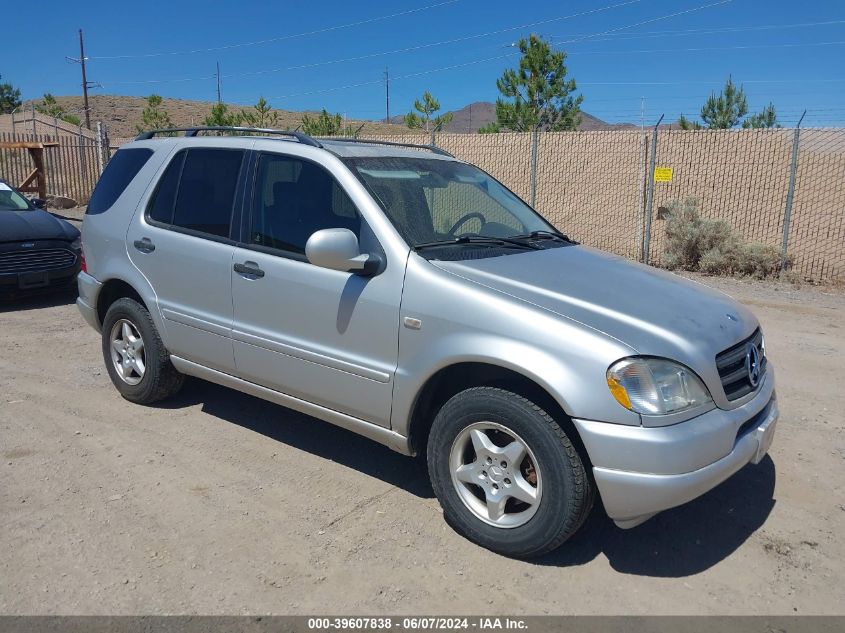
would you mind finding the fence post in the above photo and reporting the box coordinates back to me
[529,125,539,207]
[31,103,37,136]
[95,122,105,174]
[781,111,805,273]
[637,127,648,261]
[642,114,664,265]
[430,127,436,148]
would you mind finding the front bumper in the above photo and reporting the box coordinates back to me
[574,368,778,528]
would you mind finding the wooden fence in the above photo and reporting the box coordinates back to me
[0,132,106,204]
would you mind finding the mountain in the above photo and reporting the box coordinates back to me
[392,101,636,132]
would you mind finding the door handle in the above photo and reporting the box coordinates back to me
[133,238,155,253]
[233,262,265,278]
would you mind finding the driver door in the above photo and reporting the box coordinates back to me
[230,152,403,428]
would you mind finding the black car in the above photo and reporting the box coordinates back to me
[0,179,82,297]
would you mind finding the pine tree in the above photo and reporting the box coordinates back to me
[137,94,173,133]
[240,97,279,128]
[300,109,358,136]
[490,34,582,132]
[35,94,81,126]
[0,75,22,114]
[679,78,780,130]
[742,103,780,129]
[203,102,244,128]
[404,92,453,132]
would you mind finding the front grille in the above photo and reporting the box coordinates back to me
[716,328,766,401]
[0,248,77,274]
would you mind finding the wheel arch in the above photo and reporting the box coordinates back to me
[96,278,152,327]
[406,361,592,469]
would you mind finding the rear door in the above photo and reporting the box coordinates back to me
[127,146,247,373]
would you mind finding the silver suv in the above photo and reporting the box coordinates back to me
[77,127,778,557]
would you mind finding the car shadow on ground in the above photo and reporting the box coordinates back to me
[160,378,776,575]
[159,378,434,499]
[0,288,77,313]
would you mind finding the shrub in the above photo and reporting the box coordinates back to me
[735,242,783,278]
[661,198,786,278]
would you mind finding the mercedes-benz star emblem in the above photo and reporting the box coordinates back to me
[745,342,762,388]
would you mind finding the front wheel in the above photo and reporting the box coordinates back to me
[427,387,593,558]
[101,297,184,404]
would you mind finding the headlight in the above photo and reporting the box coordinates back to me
[606,357,711,415]
[70,237,82,251]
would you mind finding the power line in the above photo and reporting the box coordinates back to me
[567,40,845,56]
[553,19,845,42]
[266,53,517,100]
[99,0,646,85]
[556,0,734,45]
[88,0,462,60]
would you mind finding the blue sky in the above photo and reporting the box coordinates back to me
[5,0,845,127]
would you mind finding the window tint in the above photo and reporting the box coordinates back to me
[87,148,153,215]
[147,151,185,224]
[250,154,360,255]
[170,149,244,238]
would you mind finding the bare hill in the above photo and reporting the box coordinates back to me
[23,95,638,138]
[27,95,411,139]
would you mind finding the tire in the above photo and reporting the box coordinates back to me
[427,386,593,558]
[101,297,184,404]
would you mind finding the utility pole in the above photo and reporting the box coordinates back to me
[216,61,222,103]
[66,29,94,129]
[384,67,390,122]
[79,30,91,129]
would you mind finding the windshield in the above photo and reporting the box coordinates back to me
[0,182,32,211]
[345,157,555,249]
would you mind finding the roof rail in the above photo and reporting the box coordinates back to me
[134,126,322,147]
[323,137,454,158]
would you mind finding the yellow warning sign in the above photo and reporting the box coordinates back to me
[654,166,673,182]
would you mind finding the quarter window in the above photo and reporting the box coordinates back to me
[147,151,184,224]
[250,154,360,255]
[87,148,153,215]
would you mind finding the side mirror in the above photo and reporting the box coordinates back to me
[305,228,381,275]
[31,198,46,209]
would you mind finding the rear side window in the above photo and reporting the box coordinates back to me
[87,148,153,215]
[147,148,244,239]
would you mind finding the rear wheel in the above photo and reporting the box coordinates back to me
[427,387,593,558]
[101,297,184,404]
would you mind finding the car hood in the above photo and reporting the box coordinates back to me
[431,245,758,365]
[0,209,79,243]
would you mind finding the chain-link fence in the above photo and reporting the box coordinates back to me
[3,125,843,281]
[366,127,845,282]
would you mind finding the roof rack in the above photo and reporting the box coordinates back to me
[322,137,454,158]
[134,126,322,147]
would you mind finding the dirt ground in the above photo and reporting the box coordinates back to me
[1,259,843,614]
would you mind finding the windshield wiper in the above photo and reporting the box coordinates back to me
[413,235,541,251]
[510,230,577,244]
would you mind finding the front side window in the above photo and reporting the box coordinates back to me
[250,154,360,255]
[148,148,244,239]
[344,157,556,257]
